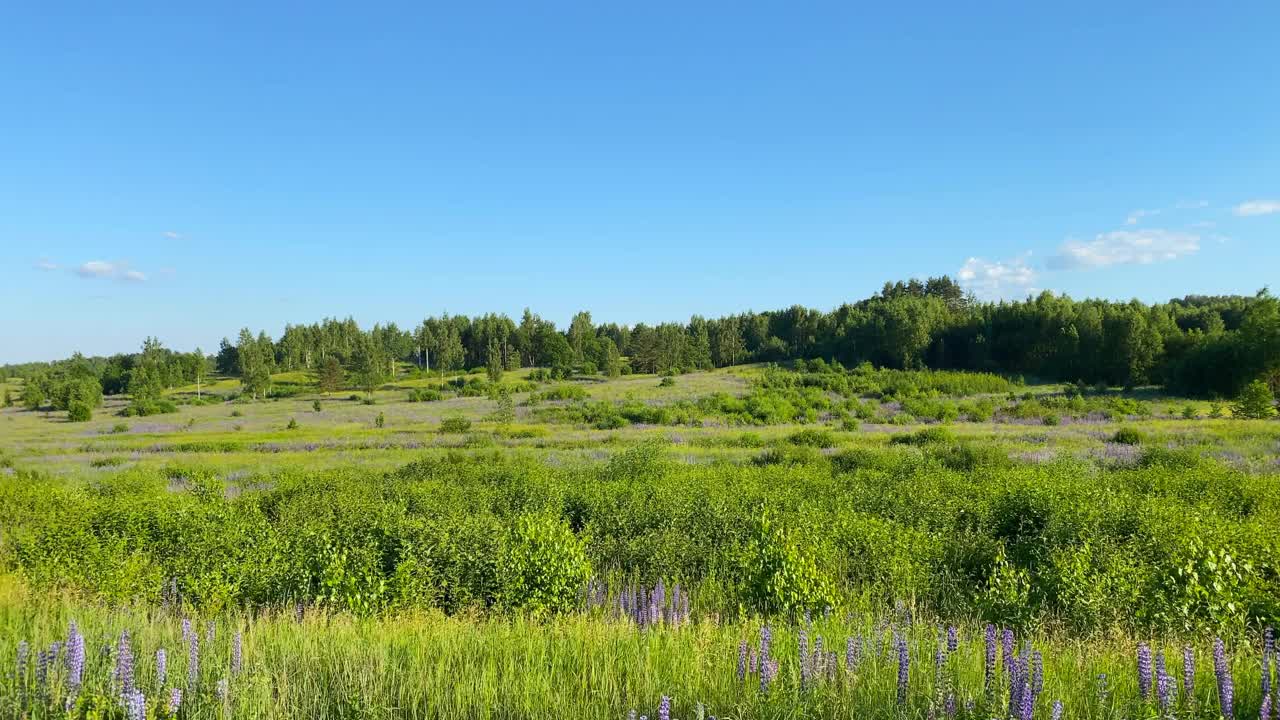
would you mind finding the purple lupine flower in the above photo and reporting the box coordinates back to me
[1032,651,1044,700]
[205,620,216,644]
[1002,628,1015,673]
[799,629,811,690]
[814,635,825,682]
[167,688,183,715]
[16,640,29,681]
[1096,673,1111,705]
[36,649,50,696]
[156,648,167,688]
[947,626,958,654]
[944,692,957,718]
[1156,656,1174,713]
[1183,645,1195,701]
[760,625,772,663]
[760,659,777,694]
[737,640,748,681]
[897,636,910,705]
[216,677,229,702]
[232,631,243,675]
[1263,628,1274,699]
[1019,681,1034,720]
[749,648,758,674]
[65,624,86,695]
[1051,700,1063,720]
[1215,637,1234,720]
[828,651,838,680]
[985,625,997,691]
[1138,643,1154,700]
[1262,694,1273,720]
[658,695,671,720]
[127,689,146,720]
[187,630,200,688]
[846,636,860,671]
[116,630,136,703]
[1009,655,1026,720]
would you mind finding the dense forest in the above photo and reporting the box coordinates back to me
[6,278,1280,407]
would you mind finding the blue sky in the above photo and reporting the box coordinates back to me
[3,2,1278,363]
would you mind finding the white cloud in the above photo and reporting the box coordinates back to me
[1233,199,1280,217]
[1049,229,1199,270]
[34,259,59,271]
[957,255,1039,299]
[1125,208,1159,225]
[162,231,183,239]
[75,260,148,282]
[76,260,118,278]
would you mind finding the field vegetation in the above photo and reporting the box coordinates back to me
[1,278,1278,718]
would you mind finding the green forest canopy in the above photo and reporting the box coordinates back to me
[5,277,1279,400]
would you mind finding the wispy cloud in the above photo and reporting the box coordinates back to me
[162,230,183,239]
[1049,229,1199,270]
[34,259,59,271]
[75,260,149,282]
[1125,208,1159,226]
[1233,199,1280,217]
[957,255,1039,300]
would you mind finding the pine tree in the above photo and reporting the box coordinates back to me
[317,356,345,395]
[1231,379,1276,419]
[602,338,622,378]
[486,338,504,383]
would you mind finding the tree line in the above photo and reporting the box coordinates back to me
[5,277,1279,406]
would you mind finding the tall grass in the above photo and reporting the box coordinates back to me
[1,578,1269,719]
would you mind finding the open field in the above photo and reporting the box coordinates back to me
[2,363,1279,717]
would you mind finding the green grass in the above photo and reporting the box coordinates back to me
[1,576,1271,719]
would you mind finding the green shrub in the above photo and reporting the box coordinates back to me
[786,428,836,448]
[407,388,444,402]
[1111,427,1144,445]
[67,402,92,422]
[498,514,591,614]
[287,417,299,430]
[658,376,675,388]
[440,416,472,434]
[890,427,955,446]
[107,423,129,434]
[313,400,322,412]
[121,399,177,417]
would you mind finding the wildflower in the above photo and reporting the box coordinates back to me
[1137,642,1153,700]
[1263,694,1273,720]
[846,635,861,671]
[206,620,216,644]
[187,631,200,688]
[232,631,243,675]
[1032,651,1044,699]
[897,636,910,705]
[737,640,748,681]
[749,648,758,674]
[1051,700,1064,720]
[127,689,146,720]
[16,640,29,681]
[944,692,957,718]
[65,623,86,696]
[156,648,167,688]
[760,659,777,694]
[167,688,184,715]
[1156,655,1174,714]
[984,624,997,691]
[1214,637,1234,720]
[658,695,671,720]
[1002,628,1015,673]
[947,626,958,654]
[116,630,136,703]
[216,677,229,703]
[759,625,772,663]
[799,629,811,690]
[1183,645,1195,702]
[1019,680,1034,720]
